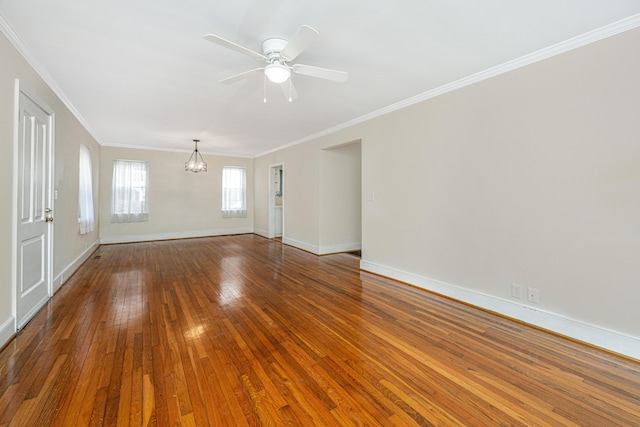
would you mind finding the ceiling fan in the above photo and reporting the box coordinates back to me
[203,25,348,100]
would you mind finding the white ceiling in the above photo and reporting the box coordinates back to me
[1,1,640,157]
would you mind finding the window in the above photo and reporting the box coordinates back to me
[78,144,94,234]
[111,160,149,223]
[221,166,247,218]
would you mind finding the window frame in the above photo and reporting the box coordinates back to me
[111,159,149,223]
[221,166,247,218]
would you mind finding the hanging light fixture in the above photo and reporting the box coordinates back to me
[185,139,207,173]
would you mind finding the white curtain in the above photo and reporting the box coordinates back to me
[221,166,247,218]
[111,160,149,223]
[78,144,95,234]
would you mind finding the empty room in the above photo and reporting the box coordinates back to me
[1,1,640,425]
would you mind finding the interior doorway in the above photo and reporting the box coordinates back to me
[268,163,284,239]
[318,140,361,254]
[15,88,54,329]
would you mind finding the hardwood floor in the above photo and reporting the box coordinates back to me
[1,234,639,426]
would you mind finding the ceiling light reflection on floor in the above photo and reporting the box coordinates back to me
[219,281,242,306]
[185,324,207,339]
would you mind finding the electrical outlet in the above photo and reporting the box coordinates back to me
[511,283,522,299]
[527,287,539,303]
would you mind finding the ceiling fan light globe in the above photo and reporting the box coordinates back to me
[265,63,290,84]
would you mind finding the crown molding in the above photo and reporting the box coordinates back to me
[0,12,102,145]
[100,141,254,158]
[257,13,640,158]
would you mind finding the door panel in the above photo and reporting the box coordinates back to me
[20,236,45,295]
[16,93,52,329]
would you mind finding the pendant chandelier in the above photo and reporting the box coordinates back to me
[185,139,207,173]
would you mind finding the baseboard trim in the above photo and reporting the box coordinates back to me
[53,239,100,292]
[253,228,270,239]
[318,242,361,255]
[282,237,320,255]
[282,238,362,255]
[360,259,640,361]
[100,228,254,245]
[0,316,15,350]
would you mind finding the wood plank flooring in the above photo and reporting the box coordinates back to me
[0,234,639,426]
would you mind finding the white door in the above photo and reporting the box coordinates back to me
[16,92,53,329]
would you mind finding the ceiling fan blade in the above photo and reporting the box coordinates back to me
[292,64,349,83]
[219,68,264,84]
[281,25,319,61]
[203,34,266,61]
[280,80,298,101]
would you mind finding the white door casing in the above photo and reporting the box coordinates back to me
[16,91,53,329]
[268,163,284,239]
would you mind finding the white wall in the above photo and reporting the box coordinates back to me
[0,30,101,347]
[254,143,322,252]
[254,28,640,359]
[360,28,640,353]
[319,141,361,254]
[99,146,253,243]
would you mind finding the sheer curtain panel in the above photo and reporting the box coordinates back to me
[78,144,95,234]
[111,160,149,222]
[221,166,247,218]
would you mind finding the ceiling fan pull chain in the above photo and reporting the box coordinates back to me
[289,76,293,102]
[263,73,267,103]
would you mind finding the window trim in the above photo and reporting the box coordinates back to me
[111,159,149,223]
[221,166,247,218]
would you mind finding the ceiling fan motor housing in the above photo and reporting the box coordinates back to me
[262,38,289,61]
[262,38,291,83]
